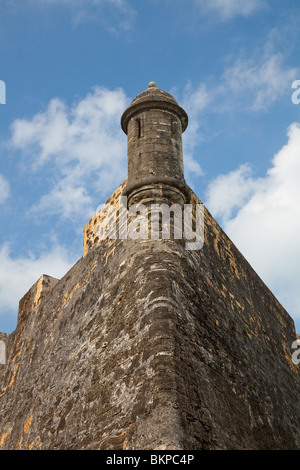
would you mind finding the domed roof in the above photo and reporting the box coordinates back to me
[121,82,188,134]
[130,81,179,107]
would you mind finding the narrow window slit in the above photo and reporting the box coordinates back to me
[171,121,177,135]
[136,118,141,138]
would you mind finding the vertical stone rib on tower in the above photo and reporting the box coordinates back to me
[121,82,190,207]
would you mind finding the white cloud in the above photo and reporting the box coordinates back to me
[195,0,267,20]
[173,48,298,186]
[32,181,93,220]
[205,122,300,322]
[10,86,129,219]
[205,164,261,224]
[182,81,211,117]
[176,44,299,178]
[0,243,74,319]
[179,27,299,116]
[0,174,10,204]
[180,82,212,178]
[222,52,298,110]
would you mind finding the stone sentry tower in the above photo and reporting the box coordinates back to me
[121,81,190,209]
[0,83,300,450]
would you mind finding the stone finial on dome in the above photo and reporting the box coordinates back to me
[148,81,157,88]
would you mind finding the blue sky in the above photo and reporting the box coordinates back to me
[1,0,300,334]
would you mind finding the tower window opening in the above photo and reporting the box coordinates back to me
[136,118,141,138]
[171,121,178,136]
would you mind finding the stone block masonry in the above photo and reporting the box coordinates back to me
[0,182,299,449]
[0,82,299,449]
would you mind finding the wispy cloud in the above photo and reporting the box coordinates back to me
[10,86,129,219]
[0,174,10,204]
[177,46,298,153]
[181,82,211,179]
[0,242,74,322]
[194,0,268,20]
[174,41,298,192]
[222,52,298,111]
[205,122,300,321]
[205,163,261,223]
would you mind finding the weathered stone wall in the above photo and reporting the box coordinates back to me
[166,198,300,449]
[0,183,299,450]
[83,180,127,258]
[17,275,59,325]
